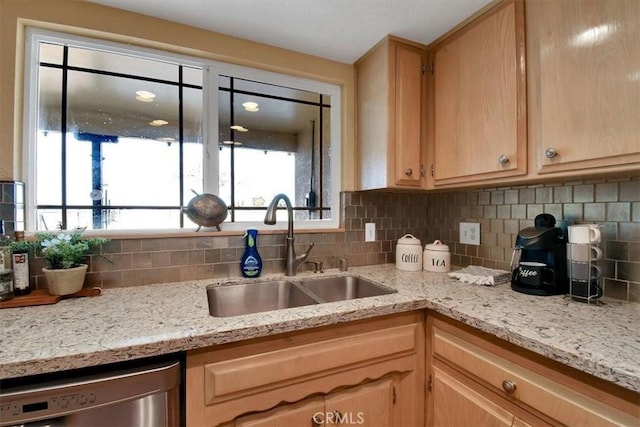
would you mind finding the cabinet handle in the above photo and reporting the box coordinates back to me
[404,168,413,176]
[498,155,510,165]
[545,148,558,158]
[502,379,517,394]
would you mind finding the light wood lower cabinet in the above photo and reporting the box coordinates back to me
[426,314,640,427]
[186,312,425,427]
[432,365,525,427]
[235,377,394,427]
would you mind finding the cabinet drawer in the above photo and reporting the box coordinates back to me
[205,323,418,403]
[433,326,638,426]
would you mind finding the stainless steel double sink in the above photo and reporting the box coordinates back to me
[207,275,397,317]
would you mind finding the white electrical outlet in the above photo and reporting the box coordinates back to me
[460,222,480,245]
[365,223,376,242]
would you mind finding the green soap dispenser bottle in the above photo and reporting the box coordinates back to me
[241,228,262,278]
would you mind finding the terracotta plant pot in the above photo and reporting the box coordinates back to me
[43,264,88,296]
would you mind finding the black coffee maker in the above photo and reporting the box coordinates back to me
[511,214,568,295]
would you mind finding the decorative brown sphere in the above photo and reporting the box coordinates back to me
[183,193,228,231]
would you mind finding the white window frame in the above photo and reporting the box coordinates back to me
[23,28,341,234]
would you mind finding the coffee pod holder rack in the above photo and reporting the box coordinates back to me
[566,242,603,305]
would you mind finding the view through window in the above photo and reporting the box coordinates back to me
[28,34,338,231]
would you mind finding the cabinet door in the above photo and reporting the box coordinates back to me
[432,366,515,427]
[357,37,426,190]
[394,43,425,187]
[432,0,526,186]
[324,377,395,427]
[234,396,324,427]
[528,0,640,174]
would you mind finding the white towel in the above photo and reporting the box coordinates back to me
[448,266,511,286]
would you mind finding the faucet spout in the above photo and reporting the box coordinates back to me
[264,194,313,276]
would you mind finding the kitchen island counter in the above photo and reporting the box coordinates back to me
[1,264,638,395]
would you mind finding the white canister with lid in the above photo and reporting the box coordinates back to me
[423,240,451,272]
[396,234,423,271]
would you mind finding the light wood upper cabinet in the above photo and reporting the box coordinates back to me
[429,0,527,187]
[527,0,640,175]
[357,37,427,190]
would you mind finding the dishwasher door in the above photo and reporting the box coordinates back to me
[0,358,180,427]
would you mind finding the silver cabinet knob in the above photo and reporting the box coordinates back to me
[545,148,558,158]
[498,155,510,164]
[404,168,413,176]
[502,379,517,394]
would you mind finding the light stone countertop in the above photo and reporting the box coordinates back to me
[0,264,638,394]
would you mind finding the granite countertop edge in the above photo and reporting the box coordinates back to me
[0,264,638,395]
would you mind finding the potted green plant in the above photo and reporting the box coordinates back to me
[35,229,109,295]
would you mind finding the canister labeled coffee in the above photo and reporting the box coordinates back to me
[396,234,422,271]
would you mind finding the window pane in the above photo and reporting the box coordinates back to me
[36,209,62,231]
[64,69,181,209]
[183,86,204,205]
[183,66,202,86]
[231,147,295,211]
[65,70,179,140]
[65,132,93,206]
[37,66,62,206]
[65,208,182,230]
[68,46,179,82]
[233,77,319,103]
[40,42,63,65]
[101,137,180,206]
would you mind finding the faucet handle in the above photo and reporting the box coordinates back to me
[304,260,323,273]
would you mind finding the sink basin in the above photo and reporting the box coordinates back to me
[299,275,397,303]
[207,280,318,317]
[207,275,397,317]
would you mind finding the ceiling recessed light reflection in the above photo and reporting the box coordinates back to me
[230,125,249,132]
[242,101,259,112]
[222,140,243,146]
[136,90,156,102]
[149,119,168,126]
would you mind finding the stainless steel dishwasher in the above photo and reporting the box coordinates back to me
[0,357,181,427]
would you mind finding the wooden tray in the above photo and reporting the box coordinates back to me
[0,287,102,309]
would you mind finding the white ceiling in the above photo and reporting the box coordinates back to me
[87,0,493,64]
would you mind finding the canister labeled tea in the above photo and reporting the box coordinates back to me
[424,240,451,272]
[396,234,423,271]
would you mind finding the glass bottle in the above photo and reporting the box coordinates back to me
[12,231,31,296]
[0,221,14,301]
[0,220,10,269]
